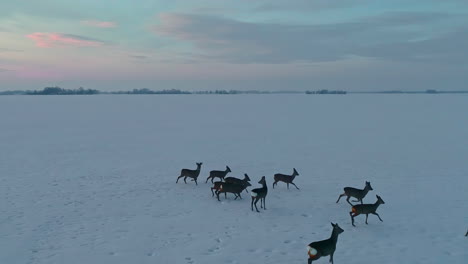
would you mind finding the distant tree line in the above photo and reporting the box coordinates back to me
[194,90,271,94]
[108,88,191,95]
[306,89,347,94]
[27,87,99,95]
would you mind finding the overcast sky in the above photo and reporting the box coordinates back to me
[1,0,467,91]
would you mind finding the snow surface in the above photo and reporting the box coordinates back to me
[0,94,467,264]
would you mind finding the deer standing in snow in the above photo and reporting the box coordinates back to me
[307,223,344,264]
[251,176,268,212]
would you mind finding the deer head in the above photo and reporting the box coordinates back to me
[293,168,299,176]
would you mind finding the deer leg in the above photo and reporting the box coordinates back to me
[176,175,184,183]
[251,197,255,211]
[336,193,345,203]
[263,197,266,210]
[272,181,276,189]
[346,196,353,206]
[350,212,356,227]
[238,193,242,199]
[287,183,290,189]
[291,183,300,190]
[183,177,188,184]
[216,192,221,202]
[224,192,227,199]
[365,214,369,224]
[372,212,383,222]
[211,188,215,197]
[205,176,211,183]
[194,178,198,185]
[330,252,334,264]
[360,199,363,204]
[254,198,260,212]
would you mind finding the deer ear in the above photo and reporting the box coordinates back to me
[331,222,335,227]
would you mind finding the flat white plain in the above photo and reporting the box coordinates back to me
[0,94,467,264]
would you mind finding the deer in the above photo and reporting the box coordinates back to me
[205,166,231,183]
[251,176,268,212]
[215,181,252,201]
[336,181,373,206]
[211,173,251,197]
[176,162,202,185]
[307,223,344,264]
[350,195,385,227]
[272,168,299,189]
[224,173,251,193]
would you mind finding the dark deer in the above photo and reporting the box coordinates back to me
[350,195,385,227]
[251,176,268,212]
[225,173,251,193]
[205,166,231,183]
[307,223,344,264]
[272,168,299,189]
[336,181,373,206]
[215,181,251,201]
[210,175,251,197]
[176,162,202,185]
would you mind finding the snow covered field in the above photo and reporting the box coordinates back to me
[0,94,467,264]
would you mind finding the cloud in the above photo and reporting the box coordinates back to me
[254,0,366,12]
[153,12,467,64]
[129,55,149,60]
[26,32,105,48]
[81,20,117,28]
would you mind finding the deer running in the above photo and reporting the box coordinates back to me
[307,223,344,264]
[251,176,268,212]
[206,166,231,183]
[336,181,373,206]
[273,168,299,189]
[176,162,202,185]
[350,195,385,227]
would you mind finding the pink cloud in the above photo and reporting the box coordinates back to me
[81,20,117,28]
[26,33,104,48]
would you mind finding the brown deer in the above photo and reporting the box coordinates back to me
[307,223,344,264]
[225,173,251,193]
[336,181,373,206]
[251,176,268,212]
[205,166,231,183]
[176,162,202,185]
[350,195,385,227]
[272,168,299,189]
[215,181,252,201]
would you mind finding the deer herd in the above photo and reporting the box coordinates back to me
[176,162,385,263]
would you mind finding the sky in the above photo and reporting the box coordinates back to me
[0,0,467,91]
